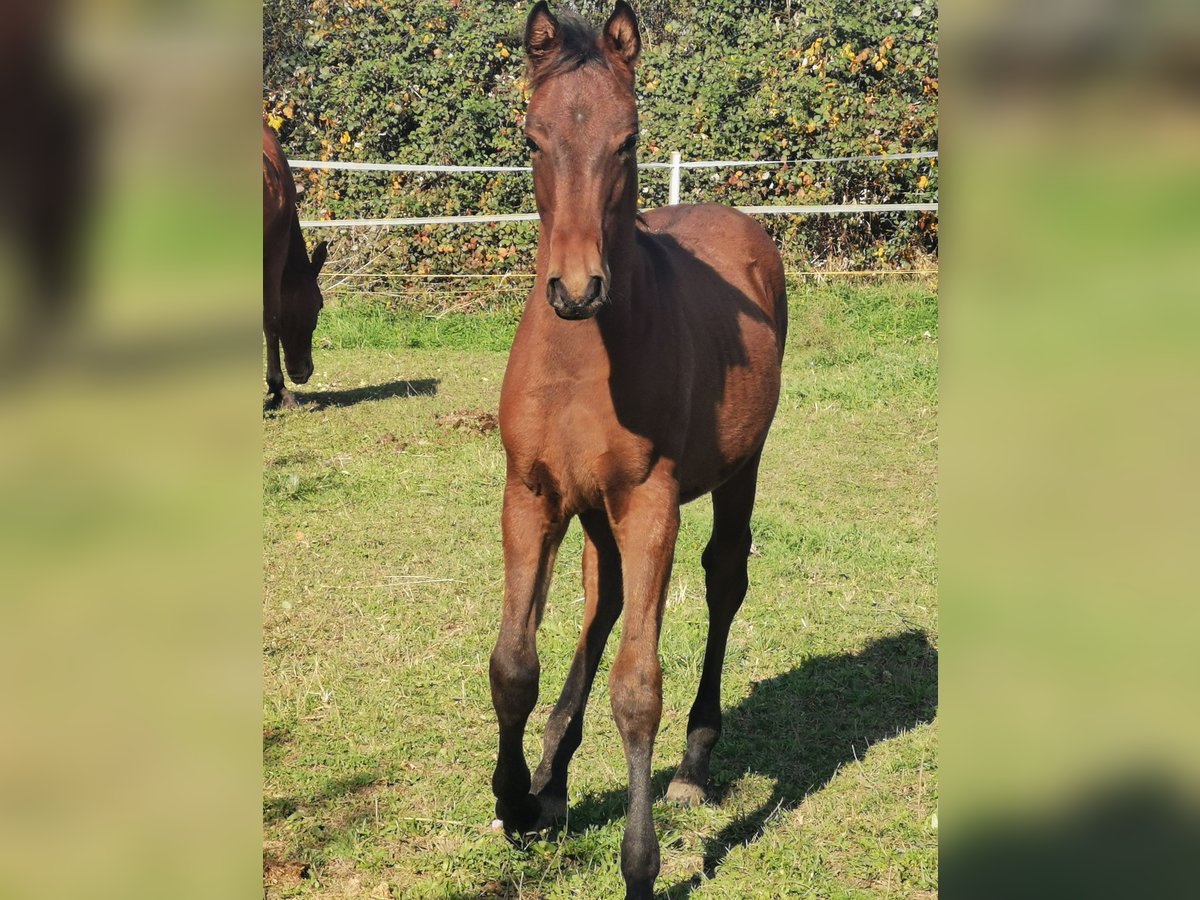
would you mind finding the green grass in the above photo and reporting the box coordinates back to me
[263,277,938,899]
[315,295,524,353]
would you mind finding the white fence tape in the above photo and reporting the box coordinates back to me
[290,160,531,173]
[292,150,938,229]
[301,212,540,228]
[641,150,939,169]
[735,202,938,215]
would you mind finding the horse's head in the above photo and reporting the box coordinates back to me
[279,239,327,384]
[523,1,641,320]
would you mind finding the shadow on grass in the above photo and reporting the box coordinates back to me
[564,629,938,898]
[262,730,418,900]
[263,768,382,827]
[942,773,1200,900]
[301,377,440,409]
[262,766,387,897]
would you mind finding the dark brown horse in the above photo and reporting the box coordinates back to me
[263,121,327,409]
[489,4,787,897]
[0,0,90,363]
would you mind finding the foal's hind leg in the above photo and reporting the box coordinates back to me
[529,509,623,827]
[667,451,762,806]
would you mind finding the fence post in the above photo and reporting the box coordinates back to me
[668,151,681,206]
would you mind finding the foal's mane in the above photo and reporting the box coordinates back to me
[527,12,622,89]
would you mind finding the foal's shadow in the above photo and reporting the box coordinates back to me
[567,629,938,897]
[300,377,439,410]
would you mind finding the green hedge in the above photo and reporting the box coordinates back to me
[264,0,937,278]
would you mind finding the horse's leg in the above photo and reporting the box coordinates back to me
[608,475,679,900]
[529,509,623,826]
[263,264,292,410]
[489,479,568,834]
[666,450,762,807]
[263,328,293,410]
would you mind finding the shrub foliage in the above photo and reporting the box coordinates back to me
[263,0,937,278]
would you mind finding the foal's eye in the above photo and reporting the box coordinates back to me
[525,136,541,155]
[617,133,638,156]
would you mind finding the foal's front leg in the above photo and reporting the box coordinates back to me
[529,510,623,826]
[263,326,294,410]
[489,479,567,834]
[609,475,680,900]
[263,267,293,410]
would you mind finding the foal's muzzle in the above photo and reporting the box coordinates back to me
[547,275,607,320]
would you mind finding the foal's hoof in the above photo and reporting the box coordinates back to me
[532,792,567,830]
[496,793,567,839]
[495,793,541,837]
[665,779,706,807]
[264,389,298,411]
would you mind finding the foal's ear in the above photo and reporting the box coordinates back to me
[603,0,641,67]
[311,240,329,275]
[524,2,560,68]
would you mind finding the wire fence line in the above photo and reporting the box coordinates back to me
[319,269,938,298]
[300,202,937,229]
[325,269,937,282]
[292,149,938,229]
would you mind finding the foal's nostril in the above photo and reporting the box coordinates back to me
[583,276,604,304]
[547,277,564,308]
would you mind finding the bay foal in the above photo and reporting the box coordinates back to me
[490,4,787,896]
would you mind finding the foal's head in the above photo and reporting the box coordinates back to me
[523,1,641,320]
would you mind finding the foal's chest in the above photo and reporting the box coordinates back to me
[504,389,657,516]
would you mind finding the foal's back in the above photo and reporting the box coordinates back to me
[640,203,787,352]
[635,203,787,500]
